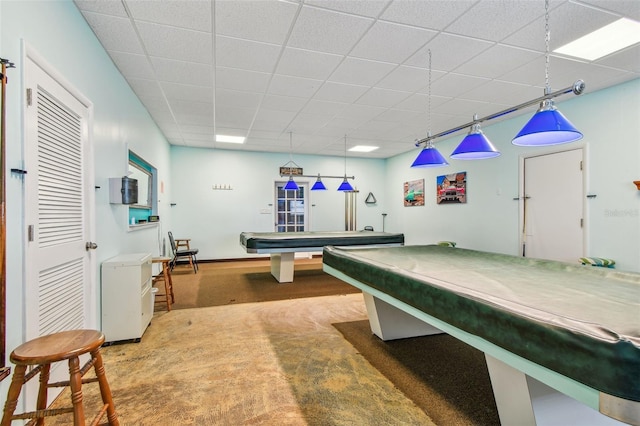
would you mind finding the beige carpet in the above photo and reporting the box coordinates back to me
[46,294,435,425]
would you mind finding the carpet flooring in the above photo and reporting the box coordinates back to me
[44,258,498,425]
[46,294,434,425]
[169,258,360,309]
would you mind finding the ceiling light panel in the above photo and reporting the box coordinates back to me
[349,145,379,152]
[216,135,245,144]
[554,18,640,61]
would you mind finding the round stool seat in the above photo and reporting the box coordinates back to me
[2,329,119,426]
[11,329,105,365]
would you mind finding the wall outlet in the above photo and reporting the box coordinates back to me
[259,208,271,214]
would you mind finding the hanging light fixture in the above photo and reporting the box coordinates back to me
[282,131,300,191]
[411,137,449,167]
[411,50,448,168]
[450,115,501,159]
[338,135,354,191]
[311,174,327,191]
[512,0,582,146]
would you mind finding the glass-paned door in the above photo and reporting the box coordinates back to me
[275,182,308,232]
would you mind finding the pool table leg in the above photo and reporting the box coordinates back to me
[270,252,295,283]
[485,354,537,426]
[363,293,443,340]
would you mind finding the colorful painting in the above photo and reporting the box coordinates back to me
[437,172,467,204]
[404,179,424,207]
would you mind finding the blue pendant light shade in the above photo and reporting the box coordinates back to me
[451,123,501,159]
[283,175,299,191]
[411,141,449,168]
[337,177,354,191]
[311,175,327,191]
[512,99,582,146]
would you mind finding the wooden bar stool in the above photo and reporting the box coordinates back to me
[1,329,118,426]
[152,256,174,311]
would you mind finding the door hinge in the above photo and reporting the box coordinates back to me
[580,160,583,171]
[26,88,32,106]
[28,225,34,241]
[580,218,584,228]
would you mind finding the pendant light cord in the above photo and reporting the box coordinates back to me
[544,0,551,94]
[344,134,347,175]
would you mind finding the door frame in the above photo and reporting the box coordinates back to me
[23,42,97,336]
[518,142,588,259]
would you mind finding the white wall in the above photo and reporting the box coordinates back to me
[170,147,387,259]
[385,78,640,272]
[1,0,172,403]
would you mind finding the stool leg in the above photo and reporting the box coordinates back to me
[36,363,51,426]
[167,266,175,304]
[68,356,86,426]
[162,262,172,311]
[91,349,119,425]
[1,365,26,426]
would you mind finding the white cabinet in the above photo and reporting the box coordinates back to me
[101,253,153,343]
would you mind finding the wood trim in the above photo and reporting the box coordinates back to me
[0,59,10,379]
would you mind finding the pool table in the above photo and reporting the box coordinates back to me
[323,244,640,425]
[239,231,404,282]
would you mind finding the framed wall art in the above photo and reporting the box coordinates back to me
[404,179,424,206]
[437,172,467,204]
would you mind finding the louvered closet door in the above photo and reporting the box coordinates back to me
[24,56,94,346]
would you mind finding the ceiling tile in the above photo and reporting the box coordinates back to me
[301,99,348,116]
[314,82,369,103]
[136,22,212,64]
[74,0,128,17]
[81,11,144,54]
[268,74,324,98]
[429,73,492,98]
[215,0,298,44]
[577,0,640,21]
[216,36,281,73]
[127,78,165,100]
[406,33,493,72]
[377,65,430,92]
[350,21,437,63]
[380,0,475,30]
[454,44,540,79]
[109,51,155,79]
[303,0,389,18]
[596,45,640,73]
[214,106,257,128]
[276,47,344,80]
[251,109,298,132]
[289,113,332,133]
[261,94,308,113]
[459,80,538,106]
[126,0,211,31]
[160,81,213,103]
[446,0,544,42]
[288,6,374,55]
[355,87,412,108]
[328,57,396,86]
[150,57,214,86]
[215,89,263,110]
[215,67,271,93]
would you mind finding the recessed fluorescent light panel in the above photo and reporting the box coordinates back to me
[215,134,245,144]
[349,145,379,153]
[554,18,640,61]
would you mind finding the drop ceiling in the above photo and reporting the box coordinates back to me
[73,0,639,159]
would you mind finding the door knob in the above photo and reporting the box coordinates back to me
[86,242,98,250]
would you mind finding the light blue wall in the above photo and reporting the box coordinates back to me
[1,0,172,401]
[170,147,387,259]
[385,78,640,272]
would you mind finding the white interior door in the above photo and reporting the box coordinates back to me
[24,54,95,341]
[523,149,584,263]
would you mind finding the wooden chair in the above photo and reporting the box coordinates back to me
[168,231,199,273]
[1,329,119,426]
[152,256,175,311]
